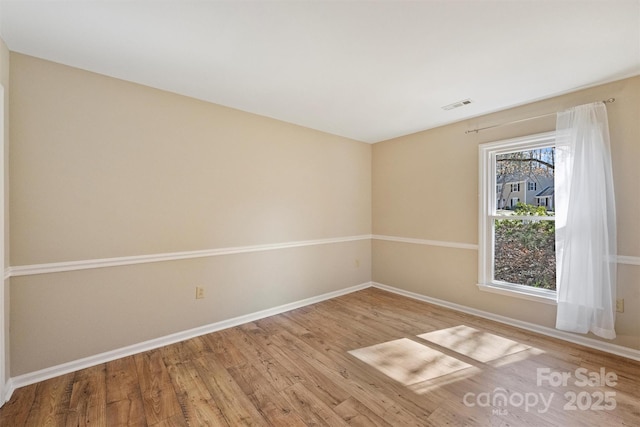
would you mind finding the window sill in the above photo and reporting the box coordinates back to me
[477,282,557,305]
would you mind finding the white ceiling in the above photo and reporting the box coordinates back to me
[1,1,639,143]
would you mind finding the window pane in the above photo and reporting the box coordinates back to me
[494,218,556,290]
[495,147,555,216]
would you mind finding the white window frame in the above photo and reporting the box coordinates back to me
[478,131,557,304]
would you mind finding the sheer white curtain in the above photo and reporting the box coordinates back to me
[555,102,617,339]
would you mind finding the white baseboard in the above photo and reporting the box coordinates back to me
[6,280,640,404]
[372,282,640,362]
[8,281,372,394]
[2,378,14,404]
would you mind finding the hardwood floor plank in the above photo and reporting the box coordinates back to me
[161,342,229,427]
[66,363,107,427]
[148,413,188,427]
[106,399,147,427]
[202,329,250,369]
[23,372,75,427]
[218,327,298,392]
[227,363,308,426]
[280,382,350,426]
[159,341,197,367]
[168,359,229,427]
[105,356,146,426]
[243,318,352,408]
[0,383,37,426]
[134,350,182,425]
[192,352,269,426]
[333,396,394,427]
[106,356,142,404]
[182,336,216,359]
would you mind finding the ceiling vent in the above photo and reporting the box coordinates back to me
[442,99,473,111]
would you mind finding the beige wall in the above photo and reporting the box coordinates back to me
[0,36,9,389]
[7,50,639,377]
[9,54,372,375]
[373,76,640,351]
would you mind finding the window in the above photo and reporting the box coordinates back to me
[479,132,556,303]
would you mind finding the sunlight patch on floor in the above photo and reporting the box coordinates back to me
[417,325,532,363]
[348,338,475,387]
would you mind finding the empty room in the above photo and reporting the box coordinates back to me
[0,1,639,426]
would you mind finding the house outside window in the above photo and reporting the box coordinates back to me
[478,132,556,303]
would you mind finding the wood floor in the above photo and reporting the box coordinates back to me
[1,287,639,426]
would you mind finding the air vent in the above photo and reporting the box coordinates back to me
[442,99,473,111]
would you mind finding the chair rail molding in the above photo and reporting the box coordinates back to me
[8,235,373,277]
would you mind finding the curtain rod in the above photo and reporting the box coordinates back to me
[465,98,616,134]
